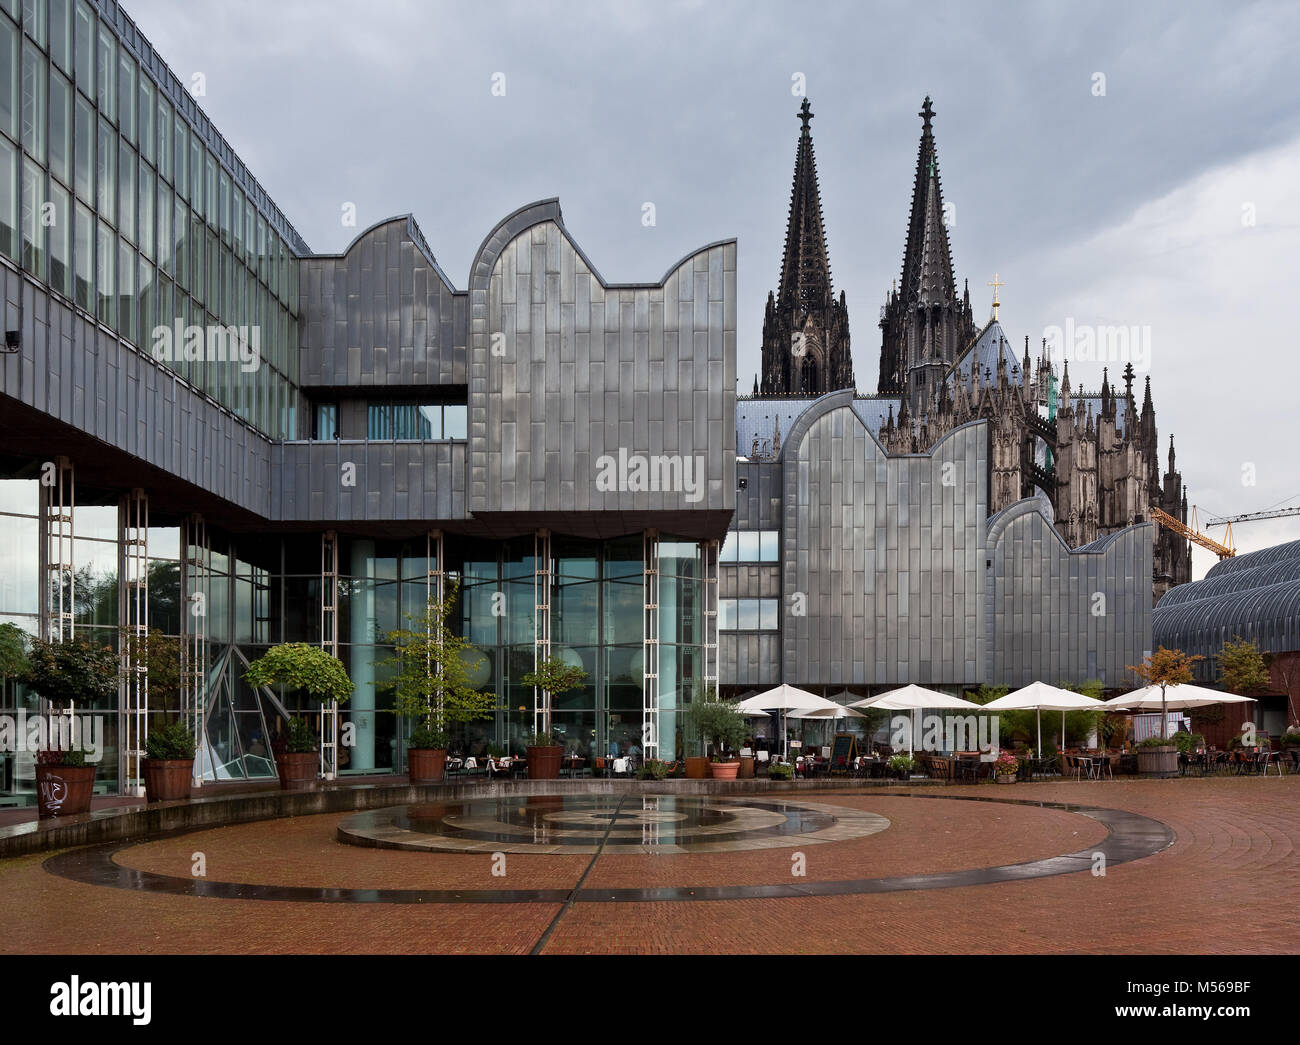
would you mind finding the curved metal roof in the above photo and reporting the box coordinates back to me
[1153,539,1300,659]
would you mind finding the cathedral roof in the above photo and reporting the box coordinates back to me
[948,318,1022,386]
[737,394,903,455]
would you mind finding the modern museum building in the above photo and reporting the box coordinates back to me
[0,0,1153,798]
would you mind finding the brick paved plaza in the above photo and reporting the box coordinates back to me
[1,777,1296,955]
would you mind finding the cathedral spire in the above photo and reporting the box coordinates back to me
[760,98,853,396]
[777,97,833,313]
[900,96,957,311]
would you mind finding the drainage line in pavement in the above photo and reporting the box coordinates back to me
[528,793,626,955]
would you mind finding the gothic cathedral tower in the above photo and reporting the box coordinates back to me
[759,99,854,396]
[878,97,976,412]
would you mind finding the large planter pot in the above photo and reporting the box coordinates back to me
[709,760,740,780]
[684,756,709,780]
[995,773,1016,785]
[36,764,95,819]
[526,745,563,780]
[407,747,447,784]
[1137,746,1179,779]
[143,758,194,803]
[275,752,318,791]
[738,756,755,779]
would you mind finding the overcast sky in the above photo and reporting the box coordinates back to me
[125,0,1300,580]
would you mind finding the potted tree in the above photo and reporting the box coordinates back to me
[684,697,747,779]
[382,581,495,784]
[22,636,120,818]
[520,655,588,780]
[1127,646,1204,778]
[244,643,354,790]
[142,721,196,802]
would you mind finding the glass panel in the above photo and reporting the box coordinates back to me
[443,403,467,439]
[116,50,134,143]
[0,476,37,514]
[173,196,186,288]
[313,402,336,440]
[72,198,91,308]
[156,94,170,183]
[20,40,45,164]
[117,140,134,243]
[760,530,779,561]
[737,598,759,630]
[137,72,152,164]
[94,115,113,223]
[117,236,133,342]
[73,0,92,95]
[760,598,778,631]
[73,538,118,627]
[137,159,152,258]
[48,67,70,185]
[136,254,153,338]
[172,116,186,198]
[20,156,43,279]
[94,218,113,325]
[0,18,14,141]
[94,23,113,121]
[602,577,641,645]
[720,532,737,561]
[737,531,760,561]
[20,0,46,46]
[72,92,91,202]
[0,137,13,263]
[718,598,736,631]
[156,180,171,274]
[218,167,229,240]
[366,403,389,439]
[0,512,39,613]
[50,0,71,74]
[189,134,201,213]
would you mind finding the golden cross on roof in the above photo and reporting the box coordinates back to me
[987,272,1006,320]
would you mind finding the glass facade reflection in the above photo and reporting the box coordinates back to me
[1,0,305,438]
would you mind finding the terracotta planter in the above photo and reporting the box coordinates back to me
[1137,746,1178,779]
[738,756,755,779]
[407,747,447,784]
[995,773,1016,785]
[709,760,740,780]
[526,745,563,780]
[143,758,194,803]
[275,752,318,791]
[36,764,95,819]
[684,756,709,779]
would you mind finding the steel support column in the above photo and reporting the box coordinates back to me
[181,514,209,785]
[533,529,552,737]
[642,530,661,760]
[122,489,148,796]
[319,531,340,780]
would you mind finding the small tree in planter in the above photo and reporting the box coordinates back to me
[1127,646,1204,740]
[22,636,120,817]
[142,720,196,802]
[244,643,353,790]
[683,698,747,779]
[381,581,495,783]
[520,655,588,779]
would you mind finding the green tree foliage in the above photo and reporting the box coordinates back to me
[0,622,29,682]
[684,698,747,756]
[244,643,354,704]
[379,580,496,737]
[1215,635,1271,695]
[23,637,120,707]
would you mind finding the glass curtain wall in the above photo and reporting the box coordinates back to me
[0,0,303,438]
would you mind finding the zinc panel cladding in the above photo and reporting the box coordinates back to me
[778,391,987,688]
[467,201,736,518]
[985,496,1153,687]
[298,216,466,388]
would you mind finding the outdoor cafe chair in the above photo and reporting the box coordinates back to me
[1260,751,1284,777]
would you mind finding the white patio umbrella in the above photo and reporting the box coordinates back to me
[789,704,870,748]
[982,682,1104,753]
[848,686,983,754]
[1105,684,1256,740]
[735,685,841,756]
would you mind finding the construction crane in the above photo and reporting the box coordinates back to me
[1149,505,1235,559]
[1204,505,1300,527]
